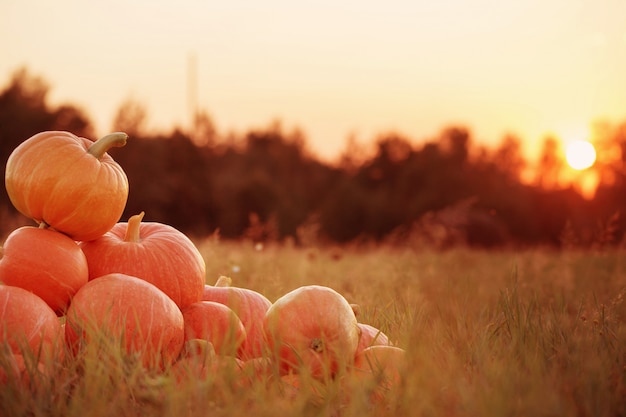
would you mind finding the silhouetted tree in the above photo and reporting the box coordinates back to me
[535,136,564,188]
[110,129,216,238]
[439,126,470,166]
[491,134,526,182]
[209,124,337,240]
[111,97,148,137]
[337,134,369,175]
[190,110,217,147]
[591,122,626,243]
[3,67,625,248]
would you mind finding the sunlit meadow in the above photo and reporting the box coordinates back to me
[1,237,625,416]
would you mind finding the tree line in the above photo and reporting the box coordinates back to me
[2,68,626,248]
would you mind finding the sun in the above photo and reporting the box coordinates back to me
[565,140,596,170]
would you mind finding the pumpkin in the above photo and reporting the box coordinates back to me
[5,131,129,242]
[0,225,89,314]
[0,352,47,388]
[352,345,406,404]
[65,273,185,368]
[79,212,205,309]
[237,356,276,387]
[0,284,62,362]
[278,372,326,404]
[202,276,272,359]
[354,323,391,357]
[181,301,247,356]
[171,339,244,385]
[263,285,359,380]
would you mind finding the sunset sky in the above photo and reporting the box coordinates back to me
[2,0,626,161]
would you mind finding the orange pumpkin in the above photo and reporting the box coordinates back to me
[0,225,89,314]
[353,345,406,376]
[237,356,276,387]
[79,212,205,309]
[0,284,62,362]
[5,131,129,241]
[65,273,185,368]
[171,339,244,385]
[263,285,359,380]
[0,352,48,388]
[354,323,391,357]
[352,345,406,404]
[182,301,247,356]
[202,276,272,359]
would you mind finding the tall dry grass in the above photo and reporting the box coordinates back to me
[1,240,625,416]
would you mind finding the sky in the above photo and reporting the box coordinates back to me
[2,0,626,162]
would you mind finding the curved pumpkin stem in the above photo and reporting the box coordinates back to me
[87,132,128,159]
[215,276,232,287]
[124,212,145,243]
[350,303,360,317]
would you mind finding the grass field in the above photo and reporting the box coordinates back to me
[2,239,625,417]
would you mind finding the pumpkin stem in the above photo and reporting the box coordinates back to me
[124,212,145,242]
[310,338,325,353]
[350,303,360,317]
[215,276,232,287]
[87,132,128,159]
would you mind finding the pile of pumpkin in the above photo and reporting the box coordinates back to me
[0,131,405,401]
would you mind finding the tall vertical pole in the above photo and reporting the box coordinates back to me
[188,52,198,136]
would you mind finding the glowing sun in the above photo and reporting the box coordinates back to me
[565,140,596,170]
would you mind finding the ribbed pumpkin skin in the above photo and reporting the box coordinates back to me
[80,219,206,309]
[354,323,391,357]
[65,273,185,368]
[202,280,272,360]
[5,131,129,242]
[181,301,247,356]
[0,226,89,314]
[263,285,360,379]
[0,284,62,361]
